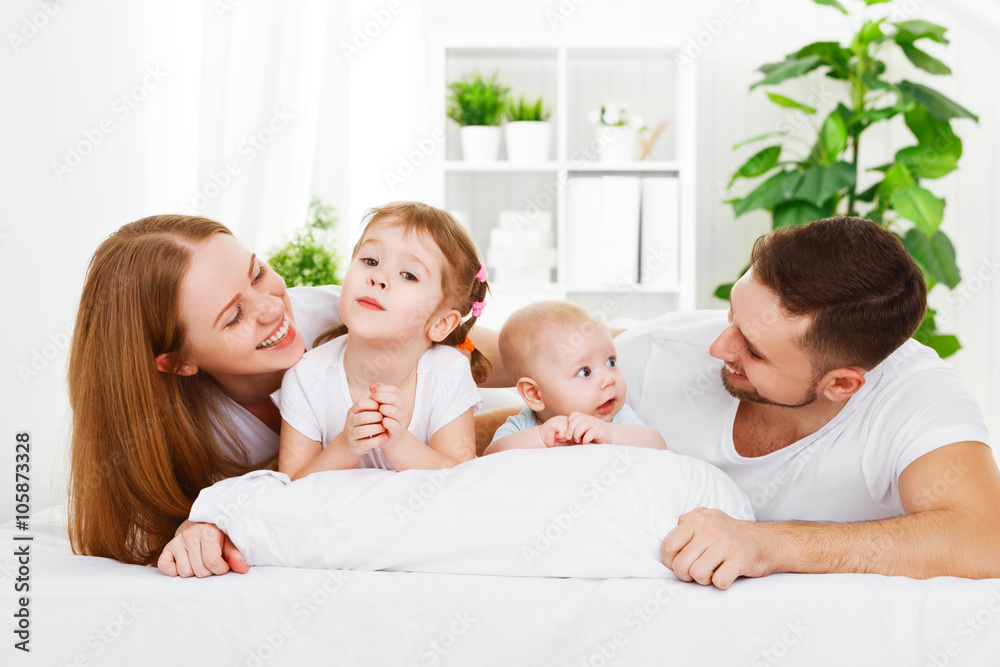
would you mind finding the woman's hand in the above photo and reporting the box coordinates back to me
[157,520,249,577]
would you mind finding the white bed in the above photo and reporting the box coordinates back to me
[4,466,1000,665]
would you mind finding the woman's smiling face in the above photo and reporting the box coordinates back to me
[175,233,305,380]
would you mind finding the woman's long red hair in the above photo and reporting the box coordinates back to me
[68,215,256,565]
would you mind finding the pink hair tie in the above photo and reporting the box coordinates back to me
[475,264,488,283]
[471,300,486,317]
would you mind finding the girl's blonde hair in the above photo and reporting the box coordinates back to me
[316,201,492,383]
[68,215,258,566]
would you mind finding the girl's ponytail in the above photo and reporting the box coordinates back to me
[442,265,492,384]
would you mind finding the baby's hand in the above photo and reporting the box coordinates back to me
[369,384,407,450]
[343,395,387,456]
[566,412,612,444]
[538,415,573,447]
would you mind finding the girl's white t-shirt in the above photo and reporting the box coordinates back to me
[215,285,343,465]
[272,336,482,470]
[615,310,990,522]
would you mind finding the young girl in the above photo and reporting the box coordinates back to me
[277,202,491,479]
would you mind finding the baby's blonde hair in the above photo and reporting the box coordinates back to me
[499,300,601,381]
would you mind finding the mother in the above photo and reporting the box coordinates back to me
[67,213,505,577]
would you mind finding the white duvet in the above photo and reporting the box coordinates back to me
[190,446,754,578]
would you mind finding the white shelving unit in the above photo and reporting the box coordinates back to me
[430,35,696,330]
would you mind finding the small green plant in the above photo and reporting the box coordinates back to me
[267,197,342,287]
[447,71,510,127]
[505,96,550,122]
[720,0,977,359]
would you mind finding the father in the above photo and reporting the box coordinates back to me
[612,216,1000,589]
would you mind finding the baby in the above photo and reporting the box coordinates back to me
[484,301,665,454]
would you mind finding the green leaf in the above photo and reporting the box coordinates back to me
[766,92,816,114]
[794,42,852,78]
[729,146,781,187]
[856,19,885,48]
[732,170,803,217]
[812,0,847,13]
[894,145,958,179]
[898,42,952,75]
[851,105,903,128]
[793,162,856,207]
[892,184,945,236]
[815,110,848,164]
[855,182,879,203]
[876,163,915,212]
[904,106,962,159]
[772,200,827,228]
[903,228,961,289]
[863,0,892,5]
[752,55,822,89]
[714,282,734,301]
[893,20,949,44]
[732,131,789,150]
[898,81,978,122]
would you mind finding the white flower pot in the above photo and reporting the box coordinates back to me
[504,121,552,162]
[595,125,637,162]
[460,126,502,162]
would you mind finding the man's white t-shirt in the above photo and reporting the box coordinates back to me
[273,336,483,471]
[615,310,990,522]
[215,285,343,465]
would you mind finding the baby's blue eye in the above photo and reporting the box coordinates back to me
[575,367,591,378]
[606,357,616,368]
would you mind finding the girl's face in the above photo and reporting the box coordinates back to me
[176,233,305,380]
[339,222,455,345]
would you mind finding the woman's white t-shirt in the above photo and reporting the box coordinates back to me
[272,336,483,471]
[215,285,343,465]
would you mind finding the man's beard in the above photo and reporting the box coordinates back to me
[719,367,819,409]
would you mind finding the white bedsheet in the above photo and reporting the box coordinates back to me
[3,505,1000,665]
[190,446,754,578]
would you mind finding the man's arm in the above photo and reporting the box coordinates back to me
[661,441,1000,589]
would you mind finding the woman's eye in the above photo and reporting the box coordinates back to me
[606,357,616,368]
[225,305,244,329]
[361,257,377,267]
[575,367,592,378]
[401,271,417,282]
[252,264,269,285]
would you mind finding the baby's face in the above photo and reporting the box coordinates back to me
[530,319,626,422]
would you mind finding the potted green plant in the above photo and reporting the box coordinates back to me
[503,95,552,162]
[267,197,342,287]
[720,0,976,358]
[588,101,643,162]
[447,71,510,162]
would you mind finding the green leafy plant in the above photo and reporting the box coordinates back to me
[505,95,550,122]
[267,196,342,287]
[447,71,510,127]
[720,0,977,358]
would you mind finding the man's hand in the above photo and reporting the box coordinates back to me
[660,508,776,590]
[157,520,249,577]
[565,412,612,444]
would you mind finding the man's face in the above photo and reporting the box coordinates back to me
[709,270,821,408]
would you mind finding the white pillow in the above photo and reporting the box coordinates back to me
[190,446,754,579]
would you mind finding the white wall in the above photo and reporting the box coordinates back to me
[2,0,997,521]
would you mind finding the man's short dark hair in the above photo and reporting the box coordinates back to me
[750,216,927,372]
